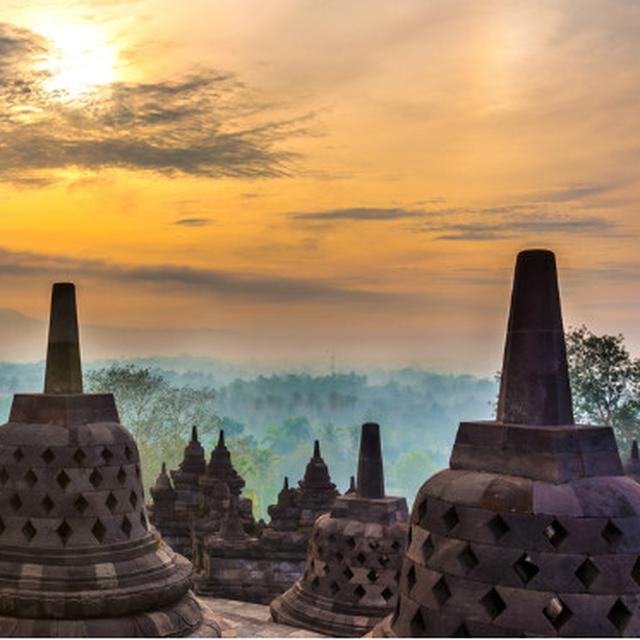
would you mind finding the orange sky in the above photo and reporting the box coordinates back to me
[0,0,638,373]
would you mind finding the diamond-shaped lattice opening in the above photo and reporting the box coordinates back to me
[442,505,459,532]
[106,492,118,513]
[92,518,107,542]
[410,608,427,635]
[487,514,510,542]
[354,584,366,601]
[407,565,417,591]
[41,448,55,464]
[369,540,379,550]
[422,534,435,562]
[41,494,55,514]
[452,624,470,637]
[121,515,132,537]
[322,562,330,576]
[458,543,479,573]
[356,552,366,565]
[0,516,4,535]
[417,498,428,523]
[135,464,141,479]
[342,566,354,581]
[101,447,114,464]
[381,586,394,602]
[391,538,402,551]
[480,587,506,620]
[56,470,71,490]
[74,494,89,514]
[543,519,568,548]
[124,445,133,461]
[346,536,356,550]
[10,493,22,511]
[432,576,451,607]
[601,520,623,547]
[13,448,24,463]
[0,467,8,485]
[310,576,320,591]
[89,469,103,488]
[513,553,540,585]
[117,467,127,484]
[330,581,340,595]
[24,469,38,489]
[379,554,390,567]
[632,557,640,586]
[140,511,147,529]
[335,551,344,562]
[608,599,632,634]
[57,520,72,545]
[22,519,36,541]
[73,448,86,465]
[129,491,138,508]
[575,557,599,589]
[367,569,379,583]
[543,597,572,631]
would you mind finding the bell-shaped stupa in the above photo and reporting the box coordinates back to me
[271,422,408,636]
[373,249,640,637]
[297,440,340,527]
[0,283,219,636]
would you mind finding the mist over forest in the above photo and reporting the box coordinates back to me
[0,357,496,518]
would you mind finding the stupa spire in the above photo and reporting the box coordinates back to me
[44,282,83,394]
[633,440,639,461]
[497,249,574,425]
[313,440,320,458]
[192,425,199,442]
[356,422,385,499]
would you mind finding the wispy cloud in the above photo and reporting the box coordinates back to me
[0,245,391,304]
[0,22,309,185]
[291,206,429,221]
[172,217,212,227]
[427,213,623,241]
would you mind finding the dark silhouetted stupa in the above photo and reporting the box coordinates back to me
[271,422,408,636]
[624,439,640,483]
[372,249,640,637]
[0,283,219,636]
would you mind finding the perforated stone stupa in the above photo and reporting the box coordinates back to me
[193,440,341,605]
[150,426,207,557]
[271,422,408,636]
[372,249,640,637]
[0,283,219,636]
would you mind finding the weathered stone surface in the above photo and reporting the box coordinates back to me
[373,250,640,638]
[0,283,216,637]
[271,423,408,637]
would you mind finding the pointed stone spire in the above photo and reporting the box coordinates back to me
[44,282,83,394]
[219,430,225,448]
[313,439,321,458]
[192,425,199,442]
[633,440,639,461]
[346,475,356,495]
[356,422,385,499]
[497,249,574,426]
[283,476,289,490]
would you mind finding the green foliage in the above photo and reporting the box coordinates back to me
[566,326,640,449]
[86,364,220,493]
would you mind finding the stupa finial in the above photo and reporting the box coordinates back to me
[497,249,574,426]
[218,430,225,448]
[44,282,83,394]
[632,440,639,461]
[313,440,321,458]
[356,422,385,499]
[192,425,199,442]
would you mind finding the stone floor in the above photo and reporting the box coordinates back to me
[199,597,325,637]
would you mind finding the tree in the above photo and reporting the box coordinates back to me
[86,364,220,492]
[566,326,640,449]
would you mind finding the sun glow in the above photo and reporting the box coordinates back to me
[40,22,119,100]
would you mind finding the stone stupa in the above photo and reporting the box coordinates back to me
[271,422,409,636]
[373,249,640,637]
[0,283,219,636]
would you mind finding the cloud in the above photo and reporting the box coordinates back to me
[524,183,621,203]
[429,214,623,241]
[0,245,390,304]
[291,207,429,221]
[172,217,212,227]
[0,23,308,185]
